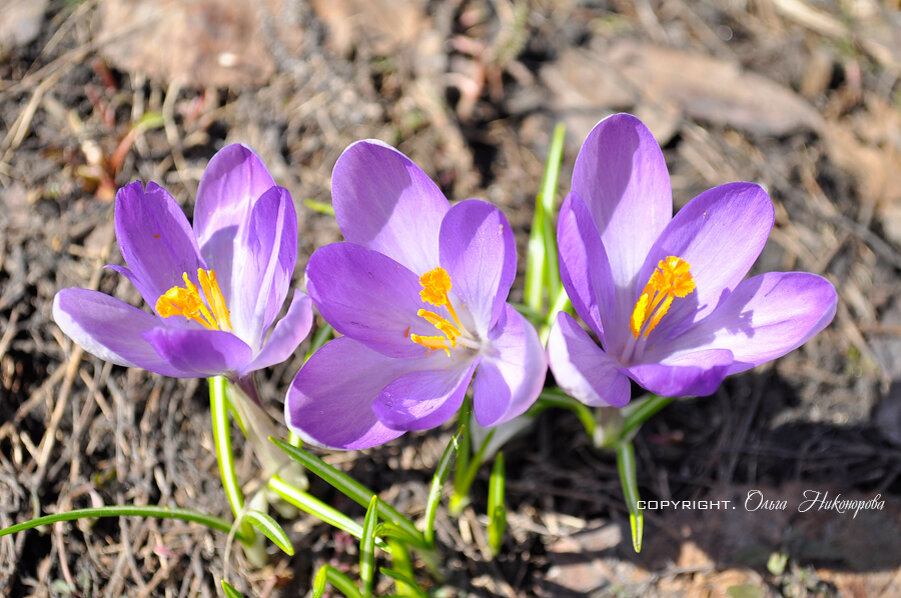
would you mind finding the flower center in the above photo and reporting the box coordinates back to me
[156,268,232,331]
[410,267,477,356]
[629,256,695,339]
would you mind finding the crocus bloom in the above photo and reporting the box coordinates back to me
[285,140,547,449]
[53,144,312,384]
[548,114,837,406]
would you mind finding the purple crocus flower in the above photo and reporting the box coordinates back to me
[284,141,547,450]
[53,144,312,385]
[548,114,837,406]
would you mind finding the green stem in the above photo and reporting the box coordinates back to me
[209,376,256,546]
[528,388,596,438]
[449,427,495,516]
[0,505,252,543]
[616,440,643,553]
[621,394,675,439]
[424,427,463,546]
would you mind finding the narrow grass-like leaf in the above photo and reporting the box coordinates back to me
[616,440,643,553]
[313,565,363,598]
[449,426,496,516]
[452,399,472,498]
[268,475,390,552]
[487,452,506,557]
[360,496,379,598]
[0,505,252,543]
[272,437,422,543]
[386,539,420,597]
[221,580,247,598]
[209,376,255,545]
[303,199,336,216]
[540,285,573,344]
[524,122,566,313]
[621,394,675,439]
[375,522,430,551]
[539,122,566,298]
[527,388,596,438]
[424,426,463,546]
[306,323,334,360]
[243,510,294,556]
[379,568,428,598]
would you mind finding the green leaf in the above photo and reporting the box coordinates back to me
[538,122,566,297]
[424,426,463,546]
[524,123,566,313]
[379,568,428,598]
[313,565,364,598]
[303,199,336,216]
[385,539,422,598]
[375,522,431,551]
[360,496,379,598]
[766,551,789,576]
[726,584,766,598]
[616,440,643,553]
[0,505,252,543]
[452,399,472,500]
[271,437,423,543]
[449,425,496,516]
[621,394,675,439]
[540,285,572,344]
[133,111,165,130]
[268,475,390,553]
[306,324,334,360]
[487,452,506,557]
[243,510,294,556]
[221,580,247,598]
[527,388,596,438]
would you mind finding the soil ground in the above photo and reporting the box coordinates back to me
[2,0,901,596]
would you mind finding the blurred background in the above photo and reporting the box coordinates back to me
[1,0,901,596]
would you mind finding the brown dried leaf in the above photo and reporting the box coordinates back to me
[311,0,427,57]
[0,0,49,53]
[540,47,636,145]
[607,41,823,135]
[98,0,289,87]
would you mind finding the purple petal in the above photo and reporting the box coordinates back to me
[241,290,313,374]
[230,185,297,349]
[143,327,253,377]
[472,304,547,426]
[194,144,276,253]
[52,288,196,377]
[372,359,476,431]
[285,337,409,449]
[114,181,205,308]
[305,242,439,358]
[654,272,837,374]
[547,311,631,407]
[332,140,449,275]
[557,193,616,347]
[438,200,515,335]
[572,114,672,343]
[638,182,774,337]
[627,348,734,397]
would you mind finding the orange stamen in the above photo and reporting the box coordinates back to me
[411,267,467,355]
[155,268,232,331]
[629,256,695,339]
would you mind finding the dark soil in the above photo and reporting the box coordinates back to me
[3,0,901,596]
